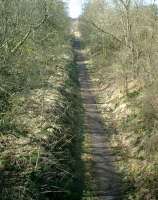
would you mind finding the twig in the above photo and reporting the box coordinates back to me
[83,19,122,43]
[11,15,48,54]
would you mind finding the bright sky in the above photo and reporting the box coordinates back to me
[65,0,82,18]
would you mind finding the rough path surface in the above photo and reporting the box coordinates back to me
[74,39,123,200]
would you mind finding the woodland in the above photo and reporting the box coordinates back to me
[0,0,158,200]
[80,0,158,199]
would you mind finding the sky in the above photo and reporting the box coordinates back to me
[64,0,82,18]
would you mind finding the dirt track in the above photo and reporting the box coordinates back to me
[74,39,123,200]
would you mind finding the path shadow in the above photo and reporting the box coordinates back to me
[74,38,125,200]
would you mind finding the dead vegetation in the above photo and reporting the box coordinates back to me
[0,1,84,199]
[79,0,158,199]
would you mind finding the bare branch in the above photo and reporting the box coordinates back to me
[83,19,122,44]
[11,15,48,54]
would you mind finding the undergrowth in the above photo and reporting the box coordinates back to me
[88,62,158,200]
[0,50,84,200]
